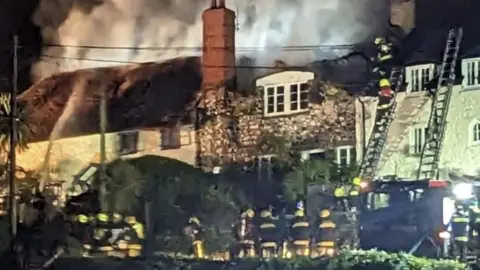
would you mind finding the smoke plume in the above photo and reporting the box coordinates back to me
[32,0,388,80]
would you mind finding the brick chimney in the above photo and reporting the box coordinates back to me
[202,0,236,92]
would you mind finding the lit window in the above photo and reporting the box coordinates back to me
[264,82,309,116]
[335,146,355,166]
[409,127,427,154]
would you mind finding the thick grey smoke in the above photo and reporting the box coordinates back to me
[32,0,387,80]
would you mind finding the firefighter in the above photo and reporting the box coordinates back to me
[125,216,144,258]
[290,207,310,257]
[236,208,256,258]
[451,203,469,260]
[315,209,337,257]
[349,177,363,211]
[372,37,394,76]
[374,78,394,131]
[73,213,93,257]
[90,212,113,256]
[334,187,347,211]
[469,204,480,248]
[185,216,204,259]
[258,208,279,258]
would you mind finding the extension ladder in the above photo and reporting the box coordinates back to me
[416,27,463,180]
[358,67,404,181]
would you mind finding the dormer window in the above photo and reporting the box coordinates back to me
[462,58,480,88]
[405,64,434,93]
[256,71,314,117]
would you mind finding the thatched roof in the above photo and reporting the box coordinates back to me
[19,57,201,142]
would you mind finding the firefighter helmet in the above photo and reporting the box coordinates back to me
[296,201,304,210]
[320,209,331,218]
[353,177,362,186]
[374,37,384,45]
[295,209,304,217]
[113,213,123,223]
[379,79,390,87]
[334,187,345,197]
[125,216,136,224]
[189,216,200,225]
[260,209,272,218]
[96,213,108,222]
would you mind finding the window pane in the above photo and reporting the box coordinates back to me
[277,95,284,103]
[267,105,274,113]
[267,96,274,106]
[309,152,325,160]
[277,104,284,112]
[300,83,309,91]
[267,87,274,95]
[277,86,284,94]
[300,100,308,109]
[291,102,298,111]
[290,84,298,94]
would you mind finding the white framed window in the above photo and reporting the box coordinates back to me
[462,59,480,87]
[335,146,355,166]
[409,127,427,154]
[263,82,309,116]
[300,149,326,161]
[405,64,434,93]
[256,154,278,182]
[468,119,480,145]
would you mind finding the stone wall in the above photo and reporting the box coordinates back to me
[15,126,196,185]
[197,71,356,167]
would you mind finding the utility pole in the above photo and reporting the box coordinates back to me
[9,35,19,241]
[98,88,107,208]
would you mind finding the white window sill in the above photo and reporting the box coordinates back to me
[263,109,309,118]
[469,141,480,147]
[462,85,480,91]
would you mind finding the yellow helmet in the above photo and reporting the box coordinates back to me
[125,216,136,224]
[244,209,255,218]
[189,217,200,225]
[97,213,108,222]
[374,37,384,45]
[113,213,123,223]
[320,209,330,218]
[260,210,272,218]
[334,187,345,197]
[353,177,362,186]
[295,209,304,217]
[379,79,390,87]
[77,214,89,223]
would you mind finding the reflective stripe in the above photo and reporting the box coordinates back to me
[377,103,392,109]
[454,236,468,242]
[293,240,309,246]
[293,222,309,228]
[453,217,469,223]
[261,242,277,248]
[260,223,276,229]
[319,221,336,229]
[378,54,393,61]
[240,239,255,244]
[349,191,359,196]
[317,241,335,247]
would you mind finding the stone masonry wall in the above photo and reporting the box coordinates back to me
[198,71,356,167]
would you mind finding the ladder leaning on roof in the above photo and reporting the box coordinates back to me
[416,27,463,180]
[357,67,404,182]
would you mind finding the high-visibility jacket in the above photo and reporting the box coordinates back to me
[317,217,336,247]
[452,212,469,242]
[132,222,145,240]
[348,188,362,210]
[291,216,310,243]
[258,216,279,244]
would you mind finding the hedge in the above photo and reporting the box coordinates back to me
[52,249,466,270]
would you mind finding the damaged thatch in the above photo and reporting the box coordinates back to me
[18,57,202,142]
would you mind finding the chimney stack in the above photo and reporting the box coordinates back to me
[202,1,236,92]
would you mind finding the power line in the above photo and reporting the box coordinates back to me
[41,43,360,51]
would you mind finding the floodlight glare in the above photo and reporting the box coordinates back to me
[452,182,474,200]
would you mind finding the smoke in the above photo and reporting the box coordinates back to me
[32,0,388,80]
